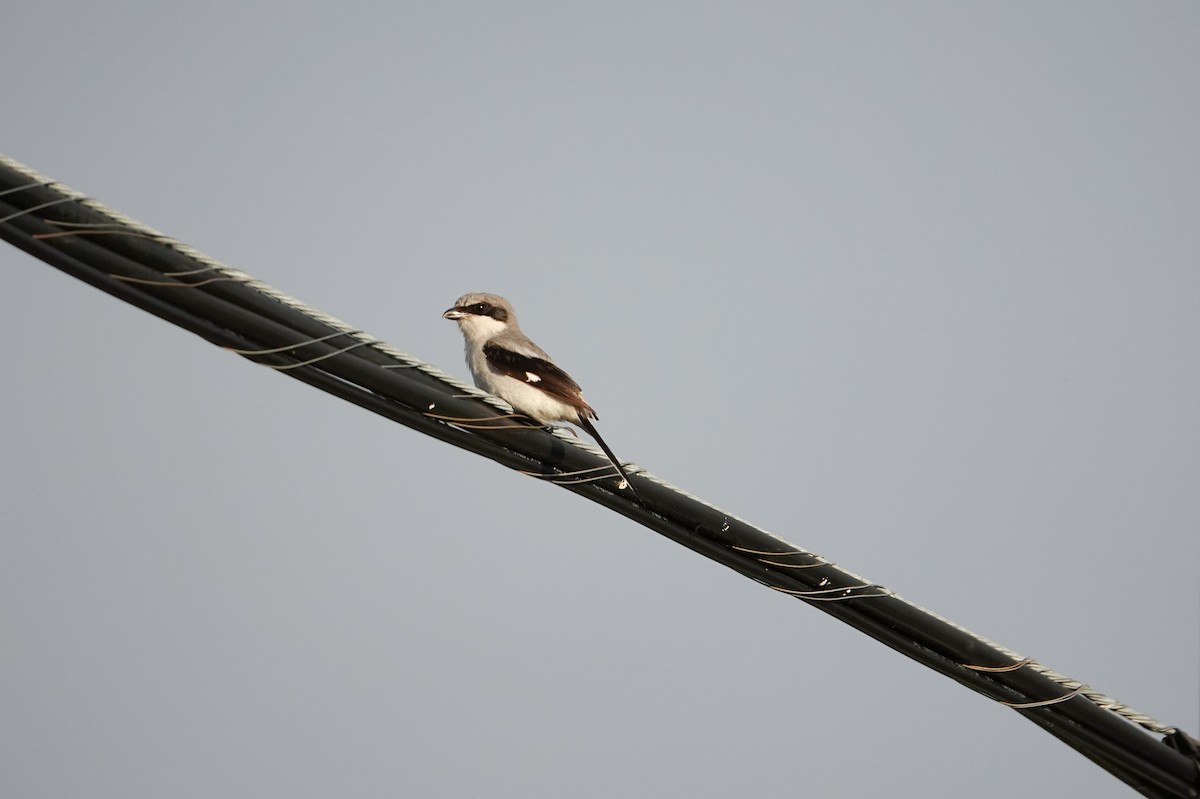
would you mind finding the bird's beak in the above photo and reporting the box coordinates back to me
[443,307,464,320]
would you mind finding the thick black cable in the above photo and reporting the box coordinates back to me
[2,156,1196,797]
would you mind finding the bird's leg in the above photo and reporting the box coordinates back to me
[544,424,580,438]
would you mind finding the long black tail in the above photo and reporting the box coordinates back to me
[577,417,640,500]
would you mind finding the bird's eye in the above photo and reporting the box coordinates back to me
[471,303,490,314]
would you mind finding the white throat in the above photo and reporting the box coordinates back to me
[454,314,509,345]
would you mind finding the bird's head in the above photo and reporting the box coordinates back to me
[443,292,516,343]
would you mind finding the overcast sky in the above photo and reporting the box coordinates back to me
[3,4,1197,797]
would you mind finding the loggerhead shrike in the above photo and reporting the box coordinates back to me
[443,292,638,497]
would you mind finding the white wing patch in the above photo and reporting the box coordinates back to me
[525,371,542,383]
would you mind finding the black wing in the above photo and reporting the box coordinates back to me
[482,342,596,419]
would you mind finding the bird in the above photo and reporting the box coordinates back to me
[442,292,639,497]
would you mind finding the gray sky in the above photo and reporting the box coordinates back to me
[3,3,1197,797]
